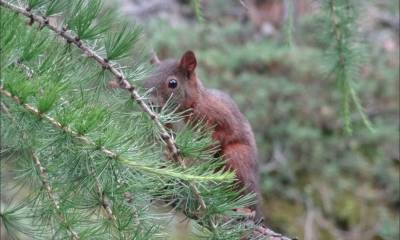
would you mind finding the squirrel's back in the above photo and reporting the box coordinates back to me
[196,88,257,152]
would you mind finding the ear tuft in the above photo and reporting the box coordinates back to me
[179,50,197,73]
[150,51,160,65]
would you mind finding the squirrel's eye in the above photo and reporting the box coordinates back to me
[168,79,178,89]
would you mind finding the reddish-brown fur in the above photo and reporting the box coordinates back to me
[144,51,262,219]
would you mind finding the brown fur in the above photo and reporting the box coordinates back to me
[144,51,262,219]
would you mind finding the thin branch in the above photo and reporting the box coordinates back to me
[92,170,117,222]
[0,0,207,213]
[1,103,80,240]
[15,60,34,79]
[251,222,295,240]
[304,199,316,240]
[32,154,81,240]
[89,166,125,236]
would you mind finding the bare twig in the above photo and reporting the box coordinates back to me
[239,0,249,10]
[314,211,343,240]
[0,0,208,213]
[304,200,316,240]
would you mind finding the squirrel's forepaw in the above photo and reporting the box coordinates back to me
[235,207,256,219]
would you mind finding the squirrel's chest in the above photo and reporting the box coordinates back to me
[185,98,244,146]
[185,112,236,147]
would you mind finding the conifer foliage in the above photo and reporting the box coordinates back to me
[0,0,261,239]
[322,0,373,133]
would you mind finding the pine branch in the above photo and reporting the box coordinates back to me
[0,0,208,215]
[329,0,350,132]
[89,165,119,227]
[0,86,229,183]
[1,103,81,240]
[191,0,204,22]
[2,85,151,238]
[3,89,134,239]
[327,0,373,133]
[31,153,81,240]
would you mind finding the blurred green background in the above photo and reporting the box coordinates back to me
[119,0,399,239]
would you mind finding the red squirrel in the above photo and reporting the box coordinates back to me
[143,51,262,220]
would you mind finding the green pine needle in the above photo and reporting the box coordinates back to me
[46,0,70,17]
[105,23,141,61]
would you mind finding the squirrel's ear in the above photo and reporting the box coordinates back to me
[179,50,197,73]
[150,51,160,65]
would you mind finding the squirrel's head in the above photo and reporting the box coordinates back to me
[143,50,202,109]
